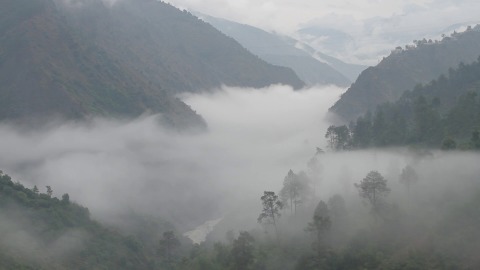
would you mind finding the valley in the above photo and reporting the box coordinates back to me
[1,0,480,269]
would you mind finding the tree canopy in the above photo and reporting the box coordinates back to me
[354,171,390,214]
[258,191,283,237]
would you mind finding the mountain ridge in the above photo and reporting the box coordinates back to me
[330,25,480,122]
[0,0,304,128]
[326,57,480,149]
[196,13,363,87]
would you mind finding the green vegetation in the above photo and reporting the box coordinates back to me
[354,171,390,216]
[330,25,480,121]
[0,0,206,129]
[2,143,480,270]
[305,201,331,252]
[0,170,185,269]
[326,58,480,150]
[161,144,480,270]
[257,191,283,238]
[280,170,312,215]
[2,2,480,270]
[0,0,304,128]
[157,160,480,270]
[230,231,255,270]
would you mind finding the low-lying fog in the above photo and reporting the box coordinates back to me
[0,85,340,228]
[1,84,479,237]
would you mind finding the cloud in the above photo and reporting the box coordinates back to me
[163,0,465,34]
[164,0,480,64]
[0,85,344,230]
[56,0,119,9]
[1,83,479,242]
[0,211,86,262]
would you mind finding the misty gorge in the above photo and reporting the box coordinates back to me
[1,0,480,269]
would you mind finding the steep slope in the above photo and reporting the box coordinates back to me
[197,13,353,87]
[59,0,304,94]
[0,170,203,269]
[330,26,480,121]
[0,0,303,126]
[295,26,358,63]
[292,41,367,82]
[0,0,205,128]
[331,58,480,149]
[0,171,153,269]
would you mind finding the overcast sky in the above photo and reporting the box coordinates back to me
[164,0,480,64]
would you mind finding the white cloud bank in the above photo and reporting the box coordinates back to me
[0,85,343,229]
[1,84,479,236]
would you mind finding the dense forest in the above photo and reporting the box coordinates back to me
[326,57,480,150]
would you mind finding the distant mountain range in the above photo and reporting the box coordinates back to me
[295,20,480,66]
[197,13,366,86]
[330,25,480,122]
[296,26,356,61]
[0,0,304,128]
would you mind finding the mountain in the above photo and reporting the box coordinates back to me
[60,0,304,93]
[328,57,480,149]
[197,14,361,87]
[437,21,480,37]
[0,0,303,127]
[0,171,154,269]
[0,0,207,129]
[296,26,355,60]
[294,25,376,69]
[0,170,205,269]
[292,41,367,82]
[330,25,480,122]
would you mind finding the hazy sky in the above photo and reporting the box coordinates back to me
[164,0,479,33]
[164,0,480,64]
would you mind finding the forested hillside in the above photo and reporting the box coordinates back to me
[60,0,304,94]
[330,25,480,121]
[325,58,480,150]
[0,0,303,127]
[2,1,480,270]
[0,170,181,269]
